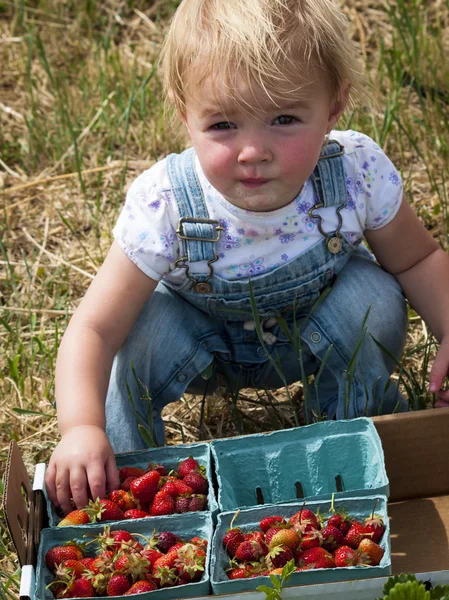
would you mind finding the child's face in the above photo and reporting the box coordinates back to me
[182,72,347,212]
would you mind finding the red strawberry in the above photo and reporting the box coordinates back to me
[106,573,131,596]
[190,537,208,550]
[321,525,345,552]
[345,521,369,549]
[150,491,176,516]
[55,559,85,580]
[266,545,294,569]
[121,476,136,492]
[85,498,124,522]
[182,470,208,494]
[108,489,137,512]
[268,528,301,551]
[265,527,282,546]
[260,516,286,533]
[152,549,179,587]
[45,545,84,572]
[160,477,193,497]
[300,527,322,550]
[130,470,161,503]
[123,509,149,519]
[328,512,353,535]
[364,514,385,544]
[119,466,145,481]
[357,539,384,566]
[57,509,90,527]
[223,528,245,558]
[125,580,158,594]
[333,545,356,567]
[79,557,96,572]
[297,547,335,569]
[66,576,95,597]
[188,494,207,512]
[141,548,164,568]
[114,552,150,580]
[178,457,201,478]
[227,567,249,580]
[174,543,206,583]
[290,508,320,530]
[90,550,115,576]
[235,539,267,562]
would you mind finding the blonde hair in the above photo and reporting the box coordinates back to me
[160,0,365,115]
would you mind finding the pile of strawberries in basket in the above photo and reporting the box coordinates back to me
[58,457,209,526]
[224,503,386,579]
[45,526,208,597]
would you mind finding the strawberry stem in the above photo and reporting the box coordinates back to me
[230,509,240,530]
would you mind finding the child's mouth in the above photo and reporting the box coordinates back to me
[240,178,270,188]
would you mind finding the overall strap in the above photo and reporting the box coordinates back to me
[308,140,347,254]
[167,148,223,293]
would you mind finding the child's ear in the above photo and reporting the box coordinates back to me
[326,81,351,133]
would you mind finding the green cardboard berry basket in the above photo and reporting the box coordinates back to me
[210,495,391,595]
[47,442,218,526]
[35,512,213,599]
[210,418,388,512]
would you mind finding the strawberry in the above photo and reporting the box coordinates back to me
[321,525,345,552]
[150,491,176,516]
[141,548,164,568]
[266,544,294,569]
[160,477,193,497]
[327,512,353,535]
[300,527,322,550]
[118,466,145,481]
[114,552,150,581]
[177,457,201,478]
[223,528,245,558]
[175,496,191,513]
[364,514,385,544]
[79,557,96,572]
[297,547,335,569]
[268,528,301,551]
[190,537,208,550]
[121,476,136,492]
[235,539,267,562]
[265,527,283,546]
[182,470,208,494]
[227,567,249,580]
[66,576,95,597]
[90,550,115,576]
[123,509,149,519]
[57,509,90,527]
[124,580,158,594]
[174,543,206,583]
[357,539,384,566]
[85,498,124,522]
[152,549,179,587]
[45,545,84,572]
[344,521,369,549]
[130,470,161,503]
[188,494,207,512]
[289,508,320,530]
[147,462,167,476]
[108,489,137,512]
[333,545,356,567]
[154,531,183,554]
[106,573,131,596]
[55,559,86,580]
[260,516,286,533]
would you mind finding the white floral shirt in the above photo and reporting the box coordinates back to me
[113,130,402,284]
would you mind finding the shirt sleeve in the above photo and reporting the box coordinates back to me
[340,130,403,231]
[112,159,181,281]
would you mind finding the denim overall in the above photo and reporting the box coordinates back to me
[105,142,408,452]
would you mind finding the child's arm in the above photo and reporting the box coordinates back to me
[365,199,449,405]
[45,242,158,514]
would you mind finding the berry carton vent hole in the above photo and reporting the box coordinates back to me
[211,418,387,512]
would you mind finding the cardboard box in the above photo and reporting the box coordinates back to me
[5,407,449,599]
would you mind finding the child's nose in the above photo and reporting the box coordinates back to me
[237,140,272,164]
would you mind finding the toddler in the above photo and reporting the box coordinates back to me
[46,0,449,514]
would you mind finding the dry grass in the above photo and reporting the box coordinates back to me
[0,0,448,594]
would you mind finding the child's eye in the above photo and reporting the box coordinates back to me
[210,122,235,130]
[273,115,297,125]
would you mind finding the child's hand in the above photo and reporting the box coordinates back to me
[429,337,449,407]
[45,425,120,515]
